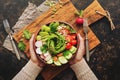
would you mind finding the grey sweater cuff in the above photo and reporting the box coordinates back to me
[22,60,43,79]
[71,58,98,80]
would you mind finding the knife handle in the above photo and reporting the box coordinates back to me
[9,34,21,60]
[85,37,90,61]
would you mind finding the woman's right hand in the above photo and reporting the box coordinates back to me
[69,34,85,65]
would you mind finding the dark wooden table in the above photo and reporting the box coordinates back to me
[0,0,120,80]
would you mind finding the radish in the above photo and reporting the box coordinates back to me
[36,47,42,54]
[35,41,42,48]
[75,10,84,25]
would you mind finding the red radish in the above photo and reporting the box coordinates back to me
[35,41,42,48]
[75,18,84,25]
[36,47,42,54]
[75,10,84,25]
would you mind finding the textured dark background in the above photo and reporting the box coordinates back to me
[0,0,120,80]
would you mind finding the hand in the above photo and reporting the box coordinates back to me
[29,34,45,67]
[69,34,85,65]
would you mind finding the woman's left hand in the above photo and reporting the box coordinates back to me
[29,34,45,67]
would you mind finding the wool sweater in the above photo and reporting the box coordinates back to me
[12,59,98,80]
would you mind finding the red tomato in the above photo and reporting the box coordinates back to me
[66,43,72,49]
[66,35,72,42]
[75,17,84,25]
[70,34,77,39]
[70,40,77,45]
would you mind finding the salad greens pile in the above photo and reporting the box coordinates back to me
[35,22,77,66]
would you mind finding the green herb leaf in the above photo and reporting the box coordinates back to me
[23,30,31,40]
[18,41,26,51]
[40,44,48,53]
[49,22,59,33]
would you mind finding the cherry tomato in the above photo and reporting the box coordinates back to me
[75,17,84,25]
[70,34,77,39]
[70,40,77,45]
[66,35,72,42]
[66,43,72,49]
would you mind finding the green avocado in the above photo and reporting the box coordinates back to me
[47,33,66,54]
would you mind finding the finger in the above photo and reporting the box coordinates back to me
[29,34,36,57]
[76,34,85,59]
[77,34,84,50]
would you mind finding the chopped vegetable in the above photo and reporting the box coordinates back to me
[41,25,50,32]
[35,41,42,48]
[23,30,31,40]
[57,53,63,57]
[63,50,72,59]
[40,44,48,53]
[70,40,77,45]
[47,58,53,64]
[36,35,41,41]
[49,22,59,32]
[58,56,68,64]
[36,47,42,54]
[54,60,61,66]
[53,56,58,61]
[69,46,77,54]
[44,52,52,61]
[18,41,26,51]
[66,43,72,49]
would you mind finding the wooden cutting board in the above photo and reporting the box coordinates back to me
[13,0,106,80]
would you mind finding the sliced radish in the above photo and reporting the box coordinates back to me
[36,47,42,54]
[44,52,52,61]
[40,54,45,59]
[35,41,42,48]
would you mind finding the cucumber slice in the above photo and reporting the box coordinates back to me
[69,46,77,54]
[63,50,72,59]
[47,58,53,64]
[54,61,61,66]
[58,56,68,64]
[65,53,72,59]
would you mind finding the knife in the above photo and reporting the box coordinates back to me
[3,19,21,60]
[83,18,90,61]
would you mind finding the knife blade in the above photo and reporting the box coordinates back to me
[83,18,90,61]
[3,19,21,60]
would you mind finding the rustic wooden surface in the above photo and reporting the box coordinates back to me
[0,0,120,80]
[12,0,105,79]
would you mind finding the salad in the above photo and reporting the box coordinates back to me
[35,22,77,66]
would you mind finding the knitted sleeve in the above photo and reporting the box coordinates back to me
[12,60,43,80]
[71,58,98,80]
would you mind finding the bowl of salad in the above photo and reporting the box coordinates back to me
[34,21,78,66]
